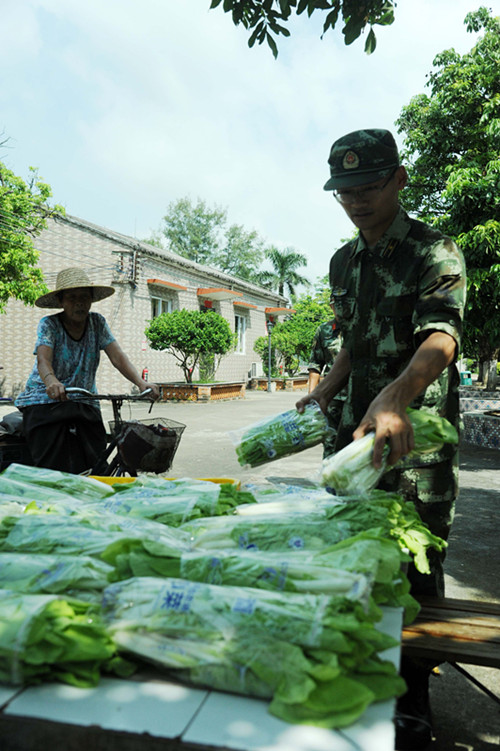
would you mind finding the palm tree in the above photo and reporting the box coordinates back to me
[256,246,310,297]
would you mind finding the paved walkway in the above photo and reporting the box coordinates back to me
[1,390,499,749]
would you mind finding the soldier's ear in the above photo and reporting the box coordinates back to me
[396,166,408,191]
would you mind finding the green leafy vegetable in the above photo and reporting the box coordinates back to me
[0,513,191,581]
[182,491,444,570]
[321,408,459,495]
[0,590,118,686]
[0,463,114,500]
[181,511,350,551]
[0,553,114,600]
[230,401,329,467]
[95,478,256,525]
[102,576,405,728]
[178,549,374,606]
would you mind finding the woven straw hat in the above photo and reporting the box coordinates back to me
[35,268,115,308]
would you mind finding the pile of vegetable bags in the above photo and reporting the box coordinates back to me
[0,454,446,728]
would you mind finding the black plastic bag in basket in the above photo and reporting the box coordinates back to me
[116,420,185,473]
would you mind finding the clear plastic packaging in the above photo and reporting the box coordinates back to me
[229,401,330,467]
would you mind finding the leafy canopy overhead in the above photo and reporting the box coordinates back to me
[396,7,500,381]
[146,196,311,296]
[209,0,396,57]
[145,196,266,284]
[0,150,63,313]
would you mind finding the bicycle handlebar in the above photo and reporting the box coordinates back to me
[65,387,154,401]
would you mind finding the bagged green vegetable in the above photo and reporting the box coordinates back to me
[240,480,335,506]
[102,576,405,728]
[178,548,374,607]
[103,576,369,652]
[95,477,256,525]
[321,408,459,496]
[0,590,118,686]
[181,511,351,552]
[229,401,330,467]
[0,463,114,500]
[0,512,191,580]
[0,553,113,600]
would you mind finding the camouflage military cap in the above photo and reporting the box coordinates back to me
[323,129,399,191]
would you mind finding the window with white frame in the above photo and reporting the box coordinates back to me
[151,296,173,318]
[235,314,246,354]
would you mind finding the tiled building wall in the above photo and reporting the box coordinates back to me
[0,217,280,397]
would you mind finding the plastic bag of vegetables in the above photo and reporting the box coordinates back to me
[229,401,330,467]
[0,590,119,686]
[178,548,374,607]
[0,512,192,580]
[181,491,446,578]
[0,463,114,500]
[97,477,256,525]
[0,552,114,600]
[321,408,459,496]
[101,576,405,728]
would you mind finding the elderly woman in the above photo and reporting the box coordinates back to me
[15,267,160,473]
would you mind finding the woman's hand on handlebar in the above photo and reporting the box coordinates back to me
[139,382,160,400]
[46,379,67,401]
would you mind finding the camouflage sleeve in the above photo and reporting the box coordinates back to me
[413,237,466,350]
[328,332,343,359]
[307,325,326,373]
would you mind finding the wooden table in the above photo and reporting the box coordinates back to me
[402,597,500,668]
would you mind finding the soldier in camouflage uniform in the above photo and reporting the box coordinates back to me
[307,300,345,457]
[296,129,466,751]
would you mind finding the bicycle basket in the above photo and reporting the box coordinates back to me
[113,417,185,473]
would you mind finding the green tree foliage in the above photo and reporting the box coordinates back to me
[396,7,500,387]
[146,197,265,282]
[145,309,236,383]
[254,290,332,375]
[0,156,62,312]
[152,197,226,265]
[213,223,265,281]
[209,0,395,57]
[257,245,310,297]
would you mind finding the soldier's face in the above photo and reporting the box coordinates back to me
[337,166,407,240]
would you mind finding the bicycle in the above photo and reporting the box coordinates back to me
[0,397,34,470]
[0,389,186,477]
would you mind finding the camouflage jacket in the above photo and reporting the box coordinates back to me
[307,318,342,373]
[307,319,346,402]
[329,207,466,466]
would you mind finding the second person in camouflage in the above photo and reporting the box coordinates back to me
[306,296,345,457]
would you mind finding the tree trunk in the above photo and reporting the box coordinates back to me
[485,360,498,391]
